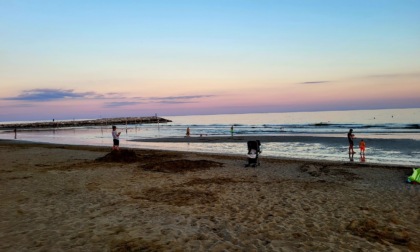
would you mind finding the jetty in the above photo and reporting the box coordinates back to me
[0,116,172,129]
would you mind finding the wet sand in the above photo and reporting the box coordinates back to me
[134,135,349,143]
[132,135,420,150]
[134,135,326,143]
[0,140,419,251]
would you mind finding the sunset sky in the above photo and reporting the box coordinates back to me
[1,0,420,121]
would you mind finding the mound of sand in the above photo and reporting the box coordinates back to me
[141,159,223,173]
[95,149,139,163]
[300,164,330,177]
[110,237,163,252]
[300,164,361,180]
[182,177,242,186]
[347,218,411,245]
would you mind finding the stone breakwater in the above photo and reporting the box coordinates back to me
[0,117,172,129]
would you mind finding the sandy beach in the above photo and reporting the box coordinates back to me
[0,140,419,251]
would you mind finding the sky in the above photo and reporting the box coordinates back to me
[1,0,420,121]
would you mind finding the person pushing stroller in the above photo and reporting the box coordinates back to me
[245,140,261,167]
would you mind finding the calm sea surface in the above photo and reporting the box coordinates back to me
[1,108,420,166]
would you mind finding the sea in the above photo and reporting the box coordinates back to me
[1,108,420,166]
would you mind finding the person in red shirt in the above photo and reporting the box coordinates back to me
[359,139,366,155]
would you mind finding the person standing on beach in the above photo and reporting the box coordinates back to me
[230,125,234,136]
[347,129,355,154]
[186,127,190,137]
[359,139,366,155]
[112,125,121,151]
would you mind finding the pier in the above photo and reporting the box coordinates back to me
[0,116,172,129]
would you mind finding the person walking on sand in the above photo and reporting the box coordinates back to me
[359,139,366,155]
[348,129,356,154]
[186,127,190,137]
[112,125,121,151]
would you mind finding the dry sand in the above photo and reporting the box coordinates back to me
[0,140,419,251]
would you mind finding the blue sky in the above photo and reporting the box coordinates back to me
[1,0,420,120]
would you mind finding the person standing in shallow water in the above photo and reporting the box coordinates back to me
[186,127,190,137]
[359,139,366,155]
[112,125,121,151]
[348,129,355,154]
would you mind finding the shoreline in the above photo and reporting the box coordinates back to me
[0,139,413,169]
[1,138,418,168]
[131,135,420,166]
[132,134,420,144]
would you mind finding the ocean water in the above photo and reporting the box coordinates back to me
[1,108,420,166]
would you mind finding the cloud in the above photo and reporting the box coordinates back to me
[157,100,198,104]
[159,95,215,100]
[103,94,214,107]
[296,72,420,86]
[150,95,215,103]
[3,88,216,110]
[104,101,144,108]
[299,81,330,85]
[365,72,420,79]
[4,89,215,103]
[131,95,215,104]
[104,92,127,99]
[3,89,101,101]
[2,88,131,102]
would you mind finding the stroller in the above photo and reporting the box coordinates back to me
[245,140,261,167]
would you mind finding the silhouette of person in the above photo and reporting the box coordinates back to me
[112,125,121,150]
[347,129,355,154]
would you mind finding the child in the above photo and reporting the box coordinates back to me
[112,125,121,150]
[359,139,366,155]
